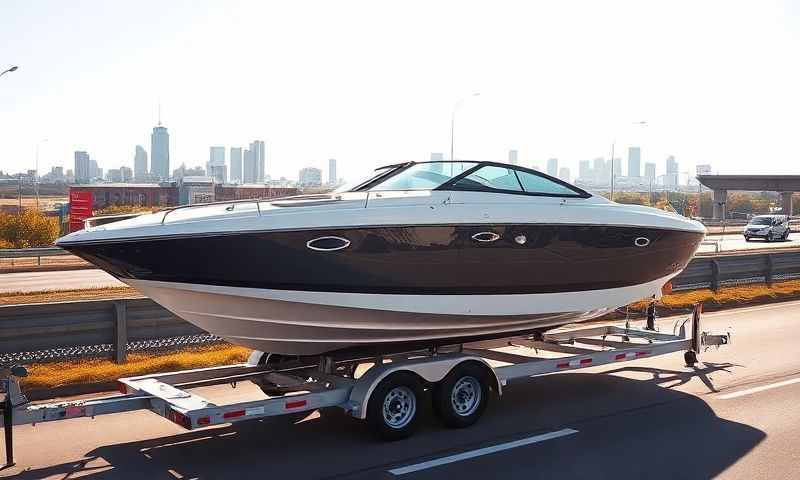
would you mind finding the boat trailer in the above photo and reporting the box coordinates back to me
[1,304,729,467]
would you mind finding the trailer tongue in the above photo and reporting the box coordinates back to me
[1,304,729,468]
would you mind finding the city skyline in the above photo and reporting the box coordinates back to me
[3,1,800,184]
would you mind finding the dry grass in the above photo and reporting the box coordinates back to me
[0,286,140,305]
[629,279,800,313]
[21,343,252,391]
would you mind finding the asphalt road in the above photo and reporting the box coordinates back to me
[3,301,800,479]
[698,232,800,254]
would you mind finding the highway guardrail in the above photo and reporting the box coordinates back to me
[2,250,800,365]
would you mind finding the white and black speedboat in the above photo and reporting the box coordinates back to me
[56,161,706,355]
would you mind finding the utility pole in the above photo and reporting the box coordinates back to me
[609,142,616,201]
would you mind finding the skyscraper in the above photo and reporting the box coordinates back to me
[558,167,571,183]
[328,158,337,185]
[150,124,170,181]
[644,162,656,182]
[74,151,91,183]
[665,155,679,188]
[508,150,518,165]
[578,160,590,181]
[242,149,256,183]
[298,167,323,187]
[627,147,641,178]
[612,157,622,177]
[208,146,226,183]
[547,158,558,177]
[248,140,266,182]
[230,147,243,183]
[134,145,148,182]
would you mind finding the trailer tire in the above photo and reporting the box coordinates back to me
[366,372,423,441]
[433,362,491,429]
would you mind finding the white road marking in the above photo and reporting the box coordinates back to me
[717,377,800,400]
[388,428,579,476]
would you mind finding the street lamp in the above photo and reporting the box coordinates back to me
[0,65,18,77]
[609,121,647,201]
[450,92,480,161]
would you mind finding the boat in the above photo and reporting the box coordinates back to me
[56,161,706,356]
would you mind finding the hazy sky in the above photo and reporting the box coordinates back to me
[1,0,799,182]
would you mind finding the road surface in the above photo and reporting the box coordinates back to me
[698,232,799,253]
[2,301,800,479]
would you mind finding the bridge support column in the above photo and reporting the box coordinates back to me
[781,191,793,215]
[712,189,727,220]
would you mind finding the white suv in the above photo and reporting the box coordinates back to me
[743,215,790,242]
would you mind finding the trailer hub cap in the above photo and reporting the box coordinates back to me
[383,386,416,428]
[451,376,481,416]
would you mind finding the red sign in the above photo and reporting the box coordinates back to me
[69,190,93,232]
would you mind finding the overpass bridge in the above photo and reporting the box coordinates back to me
[697,175,800,219]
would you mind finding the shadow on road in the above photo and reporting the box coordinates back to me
[8,372,764,479]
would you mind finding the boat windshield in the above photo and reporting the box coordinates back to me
[334,165,400,193]
[368,162,478,191]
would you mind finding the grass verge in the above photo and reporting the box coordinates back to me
[21,344,251,391]
[0,286,139,306]
[16,280,800,393]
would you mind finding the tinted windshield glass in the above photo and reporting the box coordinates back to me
[369,162,477,191]
[750,217,773,225]
[336,166,398,193]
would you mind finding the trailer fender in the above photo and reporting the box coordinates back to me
[347,354,502,420]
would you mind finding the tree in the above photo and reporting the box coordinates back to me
[0,210,61,248]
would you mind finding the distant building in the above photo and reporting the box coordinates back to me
[250,140,266,182]
[665,155,679,187]
[328,158,337,185]
[558,167,570,183]
[74,151,91,183]
[508,150,518,165]
[612,157,622,177]
[150,124,170,180]
[120,166,133,182]
[627,147,641,178]
[230,147,243,183]
[134,145,148,182]
[242,149,256,183]
[172,164,206,180]
[298,167,322,187]
[106,169,122,183]
[644,162,656,182]
[547,158,558,177]
[430,152,444,161]
[208,146,226,183]
[88,159,102,181]
[578,160,591,181]
[179,176,215,205]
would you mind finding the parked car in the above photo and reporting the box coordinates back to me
[743,214,790,242]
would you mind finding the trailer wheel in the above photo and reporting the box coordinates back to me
[684,350,698,366]
[366,372,423,440]
[433,362,491,429]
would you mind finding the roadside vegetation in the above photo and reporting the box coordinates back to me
[0,286,139,305]
[0,210,60,248]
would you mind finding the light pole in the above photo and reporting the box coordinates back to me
[35,139,48,209]
[450,93,480,161]
[0,65,18,78]
[609,121,647,201]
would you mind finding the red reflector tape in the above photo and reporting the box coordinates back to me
[615,353,627,361]
[197,416,210,425]
[286,400,307,409]
[556,362,569,369]
[635,351,649,358]
[223,410,246,419]
[579,358,592,365]
[64,406,85,418]
[117,382,127,394]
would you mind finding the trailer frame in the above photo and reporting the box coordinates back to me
[1,303,728,467]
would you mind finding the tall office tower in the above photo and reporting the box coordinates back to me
[208,146,226,183]
[508,150,518,165]
[578,160,591,181]
[248,140,266,182]
[74,151,91,183]
[558,167,571,183]
[242,149,256,183]
[89,159,101,180]
[644,162,656,182]
[328,158,337,185]
[627,147,641,178]
[665,155,679,188]
[134,145,148,182]
[592,157,606,184]
[547,158,558,177]
[150,124,170,180]
[229,147,243,183]
[120,166,133,183]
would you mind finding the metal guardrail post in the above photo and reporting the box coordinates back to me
[710,259,720,292]
[2,395,13,467]
[765,254,774,286]
[114,300,128,364]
